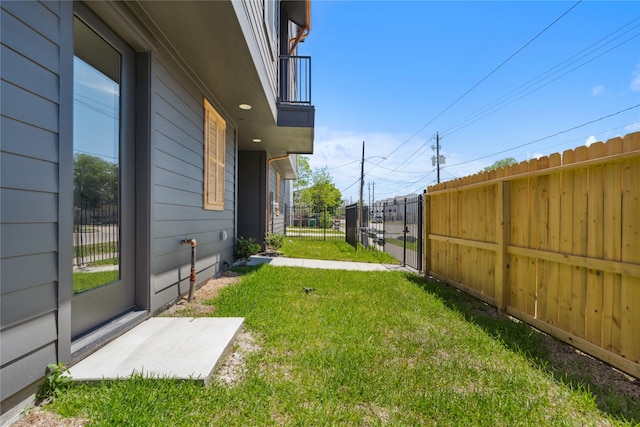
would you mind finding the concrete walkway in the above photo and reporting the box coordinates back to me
[69,256,413,384]
[247,255,413,272]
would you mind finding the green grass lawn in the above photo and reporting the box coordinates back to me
[50,266,638,426]
[73,270,119,293]
[282,239,399,264]
[384,237,419,251]
[286,226,344,235]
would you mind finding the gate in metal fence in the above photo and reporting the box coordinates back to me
[345,203,358,247]
[382,195,423,271]
[285,205,346,241]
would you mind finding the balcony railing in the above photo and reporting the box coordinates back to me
[279,55,311,105]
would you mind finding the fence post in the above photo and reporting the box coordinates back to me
[403,198,407,266]
[323,208,327,241]
[423,190,430,276]
[417,194,423,272]
[496,181,510,313]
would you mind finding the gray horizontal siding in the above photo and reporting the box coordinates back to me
[240,0,277,99]
[0,152,58,192]
[1,45,59,103]
[0,342,56,401]
[1,0,63,408]
[0,117,58,162]
[153,245,234,293]
[1,80,59,132]
[1,223,57,259]
[149,55,236,311]
[1,0,60,44]
[0,6,59,73]
[1,313,57,367]
[1,281,57,329]
[1,188,58,223]
[0,252,58,295]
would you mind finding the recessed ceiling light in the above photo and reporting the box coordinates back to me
[252,138,262,143]
[239,104,252,110]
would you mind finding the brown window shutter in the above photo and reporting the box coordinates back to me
[204,98,226,211]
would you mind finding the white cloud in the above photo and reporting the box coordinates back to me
[585,135,597,147]
[308,127,447,201]
[625,121,640,132]
[591,85,605,96]
[631,64,640,92]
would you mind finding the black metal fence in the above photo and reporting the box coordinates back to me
[73,200,119,267]
[381,195,423,271]
[285,205,345,241]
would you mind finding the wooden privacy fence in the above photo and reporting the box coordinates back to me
[424,132,640,378]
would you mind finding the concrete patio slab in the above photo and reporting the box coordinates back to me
[68,317,244,383]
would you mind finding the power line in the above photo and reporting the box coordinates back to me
[443,104,640,170]
[440,24,640,138]
[369,0,582,176]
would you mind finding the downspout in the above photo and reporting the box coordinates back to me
[266,154,291,236]
[288,0,311,54]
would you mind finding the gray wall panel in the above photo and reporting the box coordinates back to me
[155,131,201,169]
[1,313,57,366]
[154,204,235,221]
[0,152,58,193]
[155,94,201,144]
[1,188,58,223]
[0,0,64,409]
[238,151,266,244]
[1,45,59,103]
[0,343,56,401]
[0,8,59,73]
[0,253,57,294]
[40,1,60,15]
[1,282,57,329]
[155,149,201,183]
[154,166,201,194]
[155,185,200,207]
[148,54,236,311]
[1,81,59,133]
[1,223,57,258]
[1,0,60,43]
[154,218,229,239]
[0,117,58,162]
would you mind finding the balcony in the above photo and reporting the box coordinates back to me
[277,55,315,128]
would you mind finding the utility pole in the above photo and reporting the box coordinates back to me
[359,141,365,228]
[431,132,445,184]
[436,132,440,183]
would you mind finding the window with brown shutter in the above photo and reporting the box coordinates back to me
[204,98,226,211]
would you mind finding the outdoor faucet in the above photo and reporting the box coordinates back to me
[182,238,197,301]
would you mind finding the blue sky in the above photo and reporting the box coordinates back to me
[297,1,640,202]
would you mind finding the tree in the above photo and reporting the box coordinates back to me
[293,155,312,204]
[73,153,119,208]
[481,157,517,172]
[299,167,342,212]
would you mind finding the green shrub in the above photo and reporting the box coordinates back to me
[264,232,285,252]
[236,236,260,261]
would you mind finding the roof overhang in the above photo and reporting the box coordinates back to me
[90,1,313,158]
[282,0,309,28]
